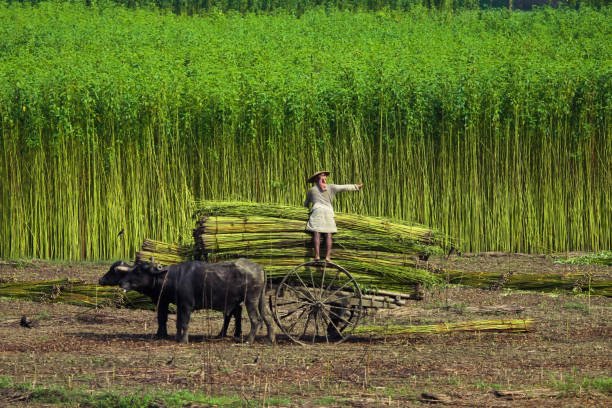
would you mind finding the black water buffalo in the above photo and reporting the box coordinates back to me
[118,259,275,344]
[99,261,242,339]
[98,261,130,286]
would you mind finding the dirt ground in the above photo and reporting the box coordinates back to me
[0,255,610,407]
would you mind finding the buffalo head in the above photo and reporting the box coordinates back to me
[99,261,132,286]
[118,261,167,292]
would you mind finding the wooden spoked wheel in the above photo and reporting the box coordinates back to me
[271,261,363,345]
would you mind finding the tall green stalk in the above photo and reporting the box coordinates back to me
[0,4,609,259]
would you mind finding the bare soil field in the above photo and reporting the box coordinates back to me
[0,256,610,407]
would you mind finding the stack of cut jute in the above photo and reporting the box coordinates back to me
[355,318,535,335]
[177,201,454,292]
[137,239,193,266]
[0,279,153,309]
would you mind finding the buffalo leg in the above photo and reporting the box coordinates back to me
[244,298,262,343]
[326,304,346,338]
[326,298,351,338]
[232,305,242,338]
[156,301,169,339]
[259,292,275,344]
[216,305,242,339]
[217,313,232,338]
[176,302,192,344]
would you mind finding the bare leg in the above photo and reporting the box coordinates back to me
[313,232,321,260]
[325,233,333,262]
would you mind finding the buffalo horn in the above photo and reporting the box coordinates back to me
[149,256,163,270]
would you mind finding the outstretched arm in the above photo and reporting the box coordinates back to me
[331,183,363,193]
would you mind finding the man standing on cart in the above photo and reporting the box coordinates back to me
[304,171,363,262]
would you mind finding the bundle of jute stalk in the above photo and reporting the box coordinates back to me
[445,271,612,297]
[0,279,153,309]
[137,240,193,265]
[189,201,454,289]
[194,201,452,250]
[354,319,534,335]
[137,238,432,292]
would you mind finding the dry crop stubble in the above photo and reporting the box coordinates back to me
[0,259,610,406]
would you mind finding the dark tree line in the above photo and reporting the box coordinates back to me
[5,0,607,15]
